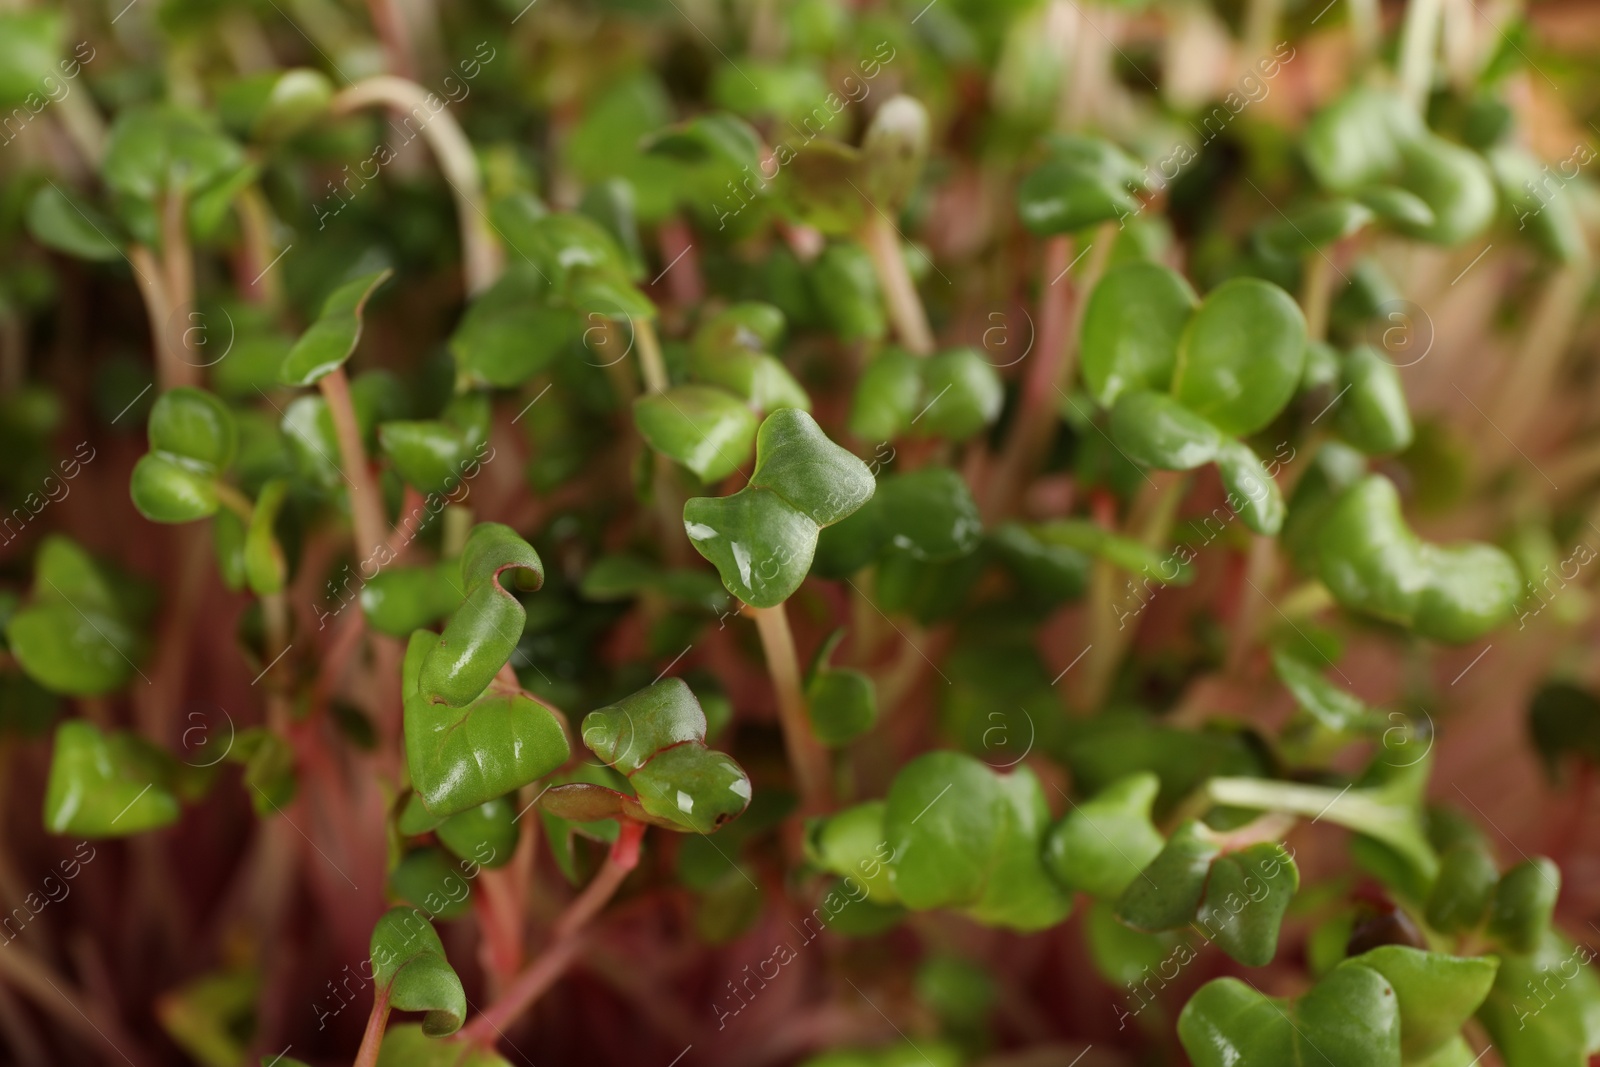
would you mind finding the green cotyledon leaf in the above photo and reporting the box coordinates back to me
[1080,261,1198,408]
[914,348,1003,442]
[243,478,288,595]
[848,347,921,441]
[1487,858,1560,954]
[684,408,874,607]
[805,800,899,904]
[43,720,181,837]
[1350,946,1498,1061]
[435,796,518,870]
[1178,962,1401,1067]
[1171,277,1307,437]
[418,523,544,707]
[881,751,1072,932]
[543,679,751,834]
[388,847,472,920]
[1317,474,1520,642]
[376,1024,512,1066]
[378,393,491,498]
[129,388,239,524]
[279,269,393,386]
[1043,772,1164,901]
[368,907,466,1036]
[1018,157,1141,236]
[402,630,569,819]
[360,559,466,637]
[6,536,154,696]
[633,385,759,483]
[1477,930,1600,1067]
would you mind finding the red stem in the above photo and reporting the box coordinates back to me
[458,820,645,1045]
[352,988,391,1067]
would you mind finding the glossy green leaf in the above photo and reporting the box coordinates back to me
[1351,945,1498,1061]
[1110,389,1223,470]
[1487,858,1560,954]
[1425,842,1499,933]
[379,394,491,497]
[848,348,922,441]
[1477,931,1600,1067]
[915,348,1003,441]
[361,561,467,637]
[1114,821,1220,931]
[1303,87,1422,193]
[7,537,152,696]
[1356,185,1437,230]
[1018,159,1139,236]
[633,385,759,483]
[369,907,466,1036]
[573,678,751,834]
[883,751,1072,932]
[403,630,569,818]
[101,105,250,247]
[1215,439,1285,536]
[449,268,577,388]
[419,523,544,707]
[1336,345,1414,455]
[1178,963,1401,1067]
[1396,136,1497,246]
[131,387,239,523]
[280,270,393,386]
[1043,772,1164,900]
[388,848,472,920]
[1194,843,1299,966]
[1080,262,1197,407]
[43,721,180,837]
[805,800,899,904]
[1172,277,1307,437]
[1317,475,1520,642]
[805,640,878,749]
[686,339,809,414]
[26,184,124,262]
[684,409,875,607]
[376,1024,512,1067]
[435,796,517,870]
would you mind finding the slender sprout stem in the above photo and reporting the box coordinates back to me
[318,366,390,560]
[634,317,669,394]
[1397,0,1444,113]
[128,245,180,391]
[1300,254,1333,343]
[332,77,502,294]
[860,213,934,356]
[460,820,646,1044]
[747,601,832,814]
[235,186,282,307]
[352,989,391,1067]
[214,482,255,522]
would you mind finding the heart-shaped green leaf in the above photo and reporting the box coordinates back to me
[1303,87,1423,193]
[280,269,393,386]
[403,629,569,819]
[915,348,1004,441]
[6,537,153,696]
[44,721,181,837]
[684,409,874,607]
[1351,946,1498,1060]
[1115,821,1220,931]
[1194,843,1299,966]
[379,394,491,497]
[1081,262,1197,407]
[633,385,760,482]
[572,678,751,834]
[418,523,544,707]
[369,907,466,1036]
[1178,964,1401,1067]
[883,751,1072,932]
[1317,475,1520,642]
[686,332,809,414]
[1043,772,1164,900]
[435,796,517,869]
[1172,277,1307,437]
[130,388,239,523]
